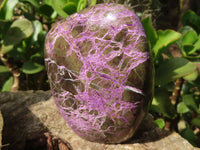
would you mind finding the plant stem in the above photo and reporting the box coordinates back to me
[170,78,184,106]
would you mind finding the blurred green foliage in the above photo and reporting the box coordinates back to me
[142,10,200,147]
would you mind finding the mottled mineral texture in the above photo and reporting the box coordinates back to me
[45,3,154,143]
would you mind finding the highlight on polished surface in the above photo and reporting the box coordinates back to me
[44,3,154,143]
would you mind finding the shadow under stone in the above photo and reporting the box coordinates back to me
[0,91,51,150]
[123,114,171,144]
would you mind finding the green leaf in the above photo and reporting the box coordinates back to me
[0,65,12,88]
[177,26,199,55]
[155,118,165,129]
[180,127,197,146]
[77,0,87,11]
[141,17,157,49]
[0,0,18,20]
[39,4,56,19]
[1,76,13,92]
[90,0,97,6]
[182,82,193,95]
[182,30,198,45]
[30,52,43,61]
[192,117,200,128]
[182,94,198,112]
[0,20,12,38]
[22,61,44,74]
[183,44,194,54]
[189,35,200,55]
[177,102,190,114]
[2,18,33,54]
[43,0,51,5]
[153,30,181,59]
[50,0,69,18]
[151,88,176,118]
[183,69,198,81]
[0,65,10,73]
[32,20,42,43]
[20,0,39,9]
[38,31,47,45]
[182,10,200,34]
[62,2,77,15]
[155,57,197,86]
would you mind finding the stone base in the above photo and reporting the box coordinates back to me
[0,91,198,150]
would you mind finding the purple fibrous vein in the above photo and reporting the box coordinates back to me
[45,3,150,141]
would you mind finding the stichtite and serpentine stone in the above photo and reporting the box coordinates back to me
[44,3,154,143]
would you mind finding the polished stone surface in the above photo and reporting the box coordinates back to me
[45,3,153,143]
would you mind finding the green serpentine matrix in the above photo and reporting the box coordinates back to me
[44,3,154,143]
